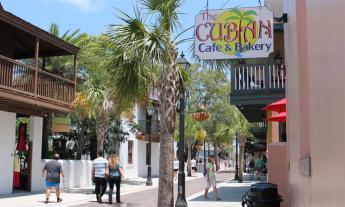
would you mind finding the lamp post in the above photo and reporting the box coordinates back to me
[175,52,191,207]
[146,105,155,186]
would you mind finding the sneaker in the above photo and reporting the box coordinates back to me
[98,196,103,204]
[57,198,62,202]
[45,200,49,204]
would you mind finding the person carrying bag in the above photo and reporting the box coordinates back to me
[108,154,125,204]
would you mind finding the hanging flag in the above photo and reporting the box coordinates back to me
[16,123,27,152]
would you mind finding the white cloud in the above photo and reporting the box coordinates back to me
[48,0,106,12]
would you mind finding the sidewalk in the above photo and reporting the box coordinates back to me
[186,174,267,207]
[0,174,203,207]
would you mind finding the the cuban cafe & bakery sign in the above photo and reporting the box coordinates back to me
[195,7,274,59]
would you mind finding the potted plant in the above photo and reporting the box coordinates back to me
[191,105,210,121]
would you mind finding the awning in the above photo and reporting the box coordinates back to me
[263,98,286,112]
[268,112,286,122]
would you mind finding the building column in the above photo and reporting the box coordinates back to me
[29,116,44,192]
[0,111,16,194]
[266,111,280,144]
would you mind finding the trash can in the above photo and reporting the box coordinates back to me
[242,182,283,207]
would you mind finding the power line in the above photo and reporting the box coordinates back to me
[221,0,231,9]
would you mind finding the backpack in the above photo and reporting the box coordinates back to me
[109,165,121,178]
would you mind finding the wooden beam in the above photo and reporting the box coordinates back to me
[34,37,39,96]
[73,55,78,96]
[0,90,72,113]
[0,102,44,117]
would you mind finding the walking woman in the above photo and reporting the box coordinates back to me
[204,157,221,200]
[108,154,125,204]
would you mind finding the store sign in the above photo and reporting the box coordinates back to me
[52,117,71,133]
[194,7,274,59]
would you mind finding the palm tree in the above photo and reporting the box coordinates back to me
[73,35,118,154]
[47,23,89,78]
[106,0,184,206]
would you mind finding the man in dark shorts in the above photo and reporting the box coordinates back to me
[42,153,64,204]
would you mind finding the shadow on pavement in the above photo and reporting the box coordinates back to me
[0,191,42,199]
[190,186,249,202]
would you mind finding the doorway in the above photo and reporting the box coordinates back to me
[13,115,31,193]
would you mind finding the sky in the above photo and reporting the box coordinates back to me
[1,0,260,58]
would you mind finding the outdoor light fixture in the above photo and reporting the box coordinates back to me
[274,51,283,66]
[146,105,155,186]
[147,105,155,116]
[177,52,191,71]
[175,52,191,207]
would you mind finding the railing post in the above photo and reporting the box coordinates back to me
[265,64,270,92]
[73,55,78,100]
[34,37,39,97]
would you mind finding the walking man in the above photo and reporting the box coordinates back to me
[191,158,197,176]
[92,150,109,203]
[42,153,64,204]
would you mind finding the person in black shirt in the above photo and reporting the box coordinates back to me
[42,153,64,204]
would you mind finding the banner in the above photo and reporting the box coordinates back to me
[52,117,71,133]
[195,7,274,60]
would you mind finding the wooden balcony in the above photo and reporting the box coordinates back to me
[231,64,285,122]
[0,7,79,116]
[0,55,75,115]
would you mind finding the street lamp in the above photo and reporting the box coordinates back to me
[146,105,155,186]
[175,52,191,207]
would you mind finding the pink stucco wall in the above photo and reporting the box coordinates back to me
[285,0,345,206]
[267,143,289,207]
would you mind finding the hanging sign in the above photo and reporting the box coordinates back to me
[194,7,274,59]
[52,117,71,133]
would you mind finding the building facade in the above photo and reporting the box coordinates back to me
[119,104,161,178]
[285,0,345,206]
[0,6,79,194]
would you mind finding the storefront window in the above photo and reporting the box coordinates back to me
[128,140,133,165]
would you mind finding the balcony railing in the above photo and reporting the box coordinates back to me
[137,120,160,135]
[0,55,75,107]
[232,64,285,93]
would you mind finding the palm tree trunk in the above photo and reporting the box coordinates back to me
[77,134,87,160]
[157,63,178,207]
[238,139,245,183]
[214,141,219,171]
[96,111,107,153]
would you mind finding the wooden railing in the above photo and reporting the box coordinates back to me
[231,64,286,93]
[0,55,75,107]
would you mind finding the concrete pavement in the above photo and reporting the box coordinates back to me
[0,172,263,207]
[0,174,204,207]
[187,174,268,207]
